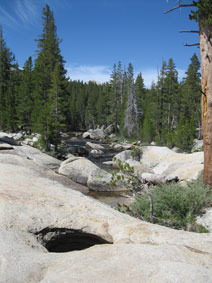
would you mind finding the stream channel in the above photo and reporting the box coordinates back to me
[64,134,130,207]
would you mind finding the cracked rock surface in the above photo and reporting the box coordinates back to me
[0,144,212,282]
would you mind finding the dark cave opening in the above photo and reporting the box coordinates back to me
[35,227,112,253]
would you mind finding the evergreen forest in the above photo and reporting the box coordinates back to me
[0,4,202,152]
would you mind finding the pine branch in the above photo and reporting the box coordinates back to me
[164,4,196,14]
[180,30,199,33]
[200,88,207,97]
[184,43,200,47]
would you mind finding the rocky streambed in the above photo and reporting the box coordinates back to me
[59,134,131,206]
[59,132,205,193]
[0,132,212,282]
[14,130,207,206]
[65,136,118,171]
[1,131,206,207]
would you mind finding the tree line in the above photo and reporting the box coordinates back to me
[0,4,201,152]
[68,54,201,152]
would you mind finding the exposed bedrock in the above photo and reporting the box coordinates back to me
[0,142,212,282]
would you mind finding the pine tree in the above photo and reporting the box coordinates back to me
[75,82,87,130]
[5,63,20,131]
[193,0,212,185]
[96,83,110,127]
[142,107,155,143]
[160,58,179,146]
[155,61,167,142]
[163,58,179,132]
[85,81,99,129]
[166,0,212,185]
[109,64,119,131]
[66,81,80,130]
[141,83,157,143]
[46,63,65,149]
[154,59,180,145]
[175,115,196,151]
[0,26,16,131]
[181,53,201,139]
[117,61,124,105]
[135,72,145,129]
[32,4,68,150]
[17,56,34,133]
[109,62,125,132]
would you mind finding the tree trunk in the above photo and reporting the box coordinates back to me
[200,22,212,185]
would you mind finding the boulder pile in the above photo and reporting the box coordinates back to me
[58,156,124,192]
[110,146,204,184]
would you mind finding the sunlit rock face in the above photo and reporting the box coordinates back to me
[140,146,204,182]
[0,144,212,282]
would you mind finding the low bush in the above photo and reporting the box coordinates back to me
[118,174,212,233]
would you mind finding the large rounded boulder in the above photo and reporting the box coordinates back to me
[140,146,203,182]
[58,157,99,184]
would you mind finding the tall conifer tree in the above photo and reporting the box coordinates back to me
[0,26,16,131]
[109,62,126,132]
[155,61,167,141]
[163,58,179,146]
[32,5,68,149]
[135,72,145,128]
[109,64,119,131]
[181,53,201,138]
[17,56,33,132]
[164,58,179,131]
[6,63,20,131]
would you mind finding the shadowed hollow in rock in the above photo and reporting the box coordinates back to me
[35,227,112,253]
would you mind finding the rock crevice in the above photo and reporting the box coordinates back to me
[35,227,112,253]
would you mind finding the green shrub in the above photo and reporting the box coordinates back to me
[193,145,204,152]
[130,146,142,160]
[125,175,212,232]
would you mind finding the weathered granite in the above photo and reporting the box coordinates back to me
[113,150,132,164]
[87,168,113,191]
[123,159,151,176]
[58,156,99,184]
[82,129,106,140]
[0,142,13,150]
[86,142,105,150]
[14,144,61,169]
[140,146,204,182]
[196,208,212,233]
[0,132,20,145]
[0,145,212,282]
[141,172,178,185]
[192,139,203,152]
[104,124,115,135]
[90,149,104,157]
[87,168,126,192]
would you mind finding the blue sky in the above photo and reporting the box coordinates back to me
[0,0,199,87]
